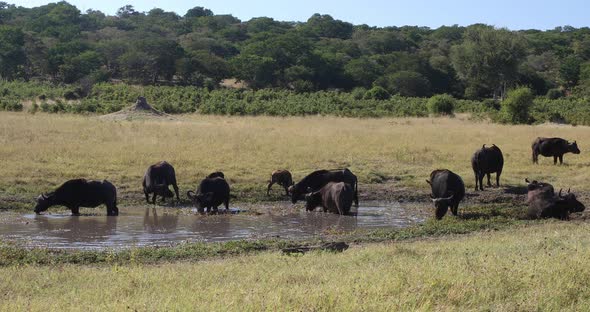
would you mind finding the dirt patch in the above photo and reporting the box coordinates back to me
[99,97,175,121]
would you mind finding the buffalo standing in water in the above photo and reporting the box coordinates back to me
[267,170,294,196]
[305,182,354,215]
[525,178,585,220]
[471,144,504,191]
[290,168,358,206]
[426,169,465,220]
[34,179,118,216]
[531,137,580,165]
[187,177,230,213]
[142,161,180,204]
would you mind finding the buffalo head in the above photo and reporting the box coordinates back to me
[430,194,454,220]
[569,141,581,154]
[304,191,322,212]
[187,191,214,213]
[154,184,174,198]
[558,188,585,213]
[34,193,53,214]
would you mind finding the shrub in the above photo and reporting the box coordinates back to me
[427,94,456,116]
[500,87,534,124]
[364,86,390,100]
[28,103,39,114]
[546,88,564,99]
[0,99,23,111]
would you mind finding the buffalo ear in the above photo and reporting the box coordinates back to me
[525,178,530,183]
[426,180,432,186]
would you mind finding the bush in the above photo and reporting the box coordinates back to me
[364,86,390,100]
[427,94,456,116]
[546,88,564,99]
[0,99,23,111]
[500,87,534,124]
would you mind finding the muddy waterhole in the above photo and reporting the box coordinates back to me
[0,201,430,249]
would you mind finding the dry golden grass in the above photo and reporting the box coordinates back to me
[1,112,589,203]
[1,221,589,311]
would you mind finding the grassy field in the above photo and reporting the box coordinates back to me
[2,112,590,310]
[1,221,589,310]
[1,112,589,209]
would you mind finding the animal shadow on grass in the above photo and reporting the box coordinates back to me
[503,184,528,195]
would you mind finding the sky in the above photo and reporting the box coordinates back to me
[9,0,590,30]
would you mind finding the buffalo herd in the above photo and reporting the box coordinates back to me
[34,136,584,221]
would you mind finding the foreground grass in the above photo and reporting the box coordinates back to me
[1,112,589,208]
[1,221,588,310]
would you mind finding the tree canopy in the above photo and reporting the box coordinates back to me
[0,2,589,98]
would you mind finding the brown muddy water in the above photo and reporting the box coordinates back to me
[0,201,430,250]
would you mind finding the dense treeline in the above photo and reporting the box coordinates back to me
[0,1,590,100]
[2,81,590,126]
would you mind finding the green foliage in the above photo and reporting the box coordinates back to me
[0,98,23,111]
[546,88,564,99]
[427,94,456,115]
[378,71,431,97]
[451,26,527,98]
[500,87,534,124]
[364,86,390,100]
[0,3,584,96]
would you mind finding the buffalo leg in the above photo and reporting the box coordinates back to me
[267,181,274,196]
[151,193,158,205]
[224,198,229,210]
[477,173,484,191]
[172,184,180,202]
[354,185,359,207]
[144,192,150,203]
[108,204,119,216]
[559,155,564,164]
[283,184,289,196]
[474,172,479,191]
[486,173,492,187]
[71,206,80,216]
[451,204,458,216]
[496,171,501,187]
[553,156,558,165]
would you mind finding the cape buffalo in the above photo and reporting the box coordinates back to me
[267,170,294,196]
[426,169,465,220]
[142,161,180,204]
[525,179,585,220]
[207,171,225,179]
[471,144,504,191]
[290,168,358,206]
[34,179,118,216]
[187,177,230,213]
[532,137,580,165]
[304,182,354,215]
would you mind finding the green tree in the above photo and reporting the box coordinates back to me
[230,54,277,89]
[377,71,431,97]
[451,26,526,99]
[500,87,533,124]
[184,6,213,18]
[0,25,25,79]
[559,55,581,88]
[303,14,353,39]
[344,56,383,88]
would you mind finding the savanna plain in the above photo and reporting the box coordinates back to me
[1,112,590,310]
